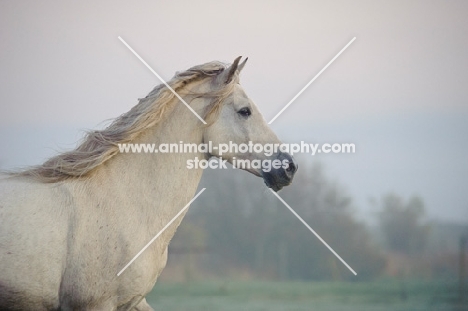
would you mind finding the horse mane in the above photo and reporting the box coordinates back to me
[12,60,238,183]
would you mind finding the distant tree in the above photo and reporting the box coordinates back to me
[378,194,430,255]
[278,163,385,281]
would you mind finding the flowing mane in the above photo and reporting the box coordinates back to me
[13,61,238,183]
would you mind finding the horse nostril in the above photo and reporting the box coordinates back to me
[286,161,296,173]
[277,152,297,177]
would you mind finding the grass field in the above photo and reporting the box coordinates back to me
[147,280,467,311]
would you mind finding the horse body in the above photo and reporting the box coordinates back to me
[0,57,297,310]
[1,105,204,310]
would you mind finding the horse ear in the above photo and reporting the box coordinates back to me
[223,56,242,84]
[238,57,248,73]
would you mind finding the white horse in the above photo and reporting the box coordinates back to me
[0,57,297,310]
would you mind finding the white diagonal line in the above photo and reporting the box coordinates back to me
[268,37,356,124]
[118,36,207,124]
[269,189,357,275]
[117,188,206,276]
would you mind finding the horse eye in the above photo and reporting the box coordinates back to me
[237,107,251,117]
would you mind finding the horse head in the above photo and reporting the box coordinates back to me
[201,56,298,191]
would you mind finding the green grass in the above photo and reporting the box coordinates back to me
[147,280,467,311]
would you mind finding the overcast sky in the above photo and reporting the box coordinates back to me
[1,0,467,223]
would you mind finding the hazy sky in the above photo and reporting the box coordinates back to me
[1,1,467,223]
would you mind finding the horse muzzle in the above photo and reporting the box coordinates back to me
[262,152,298,192]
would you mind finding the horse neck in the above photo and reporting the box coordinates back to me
[87,103,206,222]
